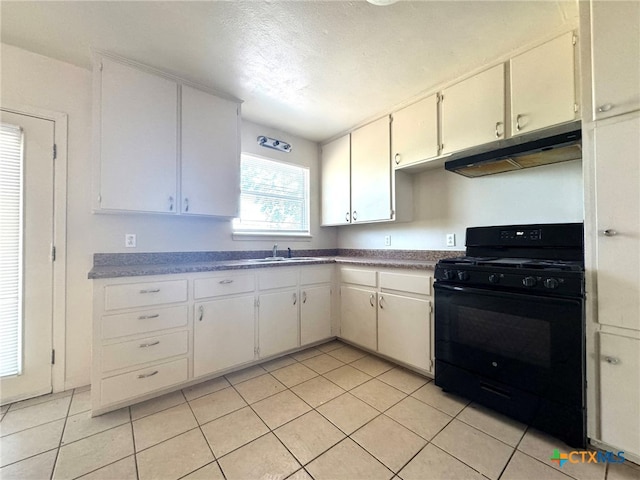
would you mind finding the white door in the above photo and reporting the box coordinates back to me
[0,110,55,404]
[258,289,299,358]
[392,94,439,167]
[300,285,332,346]
[339,286,377,351]
[321,134,351,226]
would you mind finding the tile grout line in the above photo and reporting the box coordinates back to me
[49,387,76,480]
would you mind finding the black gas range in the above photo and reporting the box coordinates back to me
[434,223,586,447]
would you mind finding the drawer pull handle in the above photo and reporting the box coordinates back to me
[293,293,297,305]
[369,294,375,307]
[138,314,160,320]
[378,295,384,309]
[138,370,159,379]
[302,291,307,304]
[139,340,160,348]
[198,305,204,322]
[219,279,234,284]
[140,288,160,294]
[597,103,613,113]
[604,356,620,365]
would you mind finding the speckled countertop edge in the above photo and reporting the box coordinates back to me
[89,249,463,279]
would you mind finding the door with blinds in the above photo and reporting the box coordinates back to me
[0,110,55,405]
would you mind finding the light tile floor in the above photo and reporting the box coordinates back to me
[1,340,639,480]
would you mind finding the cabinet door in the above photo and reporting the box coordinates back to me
[301,285,332,346]
[599,333,640,455]
[378,293,431,372]
[595,115,640,330]
[321,134,351,226]
[392,95,438,167]
[193,296,255,378]
[259,289,299,358]
[351,117,392,223]
[99,58,178,213]
[510,32,576,135]
[181,86,240,217]
[442,64,505,154]
[339,286,377,351]
[591,1,640,120]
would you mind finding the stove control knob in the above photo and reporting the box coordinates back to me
[457,271,470,281]
[443,270,456,280]
[488,274,500,284]
[523,276,537,287]
[544,278,559,289]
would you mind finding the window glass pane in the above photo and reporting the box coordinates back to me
[0,123,24,377]
[234,154,310,234]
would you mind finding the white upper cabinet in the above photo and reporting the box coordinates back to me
[591,1,640,120]
[181,85,240,217]
[321,134,351,226]
[99,58,178,213]
[441,64,505,154]
[510,32,577,135]
[95,55,241,216]
[391,95,439,167]
[351,116,392,223]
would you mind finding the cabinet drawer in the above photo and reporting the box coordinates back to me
[101,305,188,340]
[101,357,188,406]
[301,266,332,285]
[102,331,188,372]
[258,268,298,290]
[340,268,377,287]
[195,274,255,299]
[380,271,431,296]
[104,280,187,311]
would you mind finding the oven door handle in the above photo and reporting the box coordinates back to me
[433,282,583,304]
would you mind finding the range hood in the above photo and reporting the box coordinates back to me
[445,120,582,178]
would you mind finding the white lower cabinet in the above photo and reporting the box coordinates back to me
[258,289,299,358]
[378,292,431,372]
[599,333,640,456]
[340,286,378,351]
[301,285,332,346]
[339,267,433,373]
[193,295,255,378]
[92,264,334,414]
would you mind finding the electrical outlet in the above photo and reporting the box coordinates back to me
[125,234,136,248]
[446,233,456,247]
[384,235,391,246]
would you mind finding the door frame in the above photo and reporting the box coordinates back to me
[2,103,68,395]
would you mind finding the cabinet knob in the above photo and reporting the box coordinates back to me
[515,114,523,132]
[603,229,618,237]
[597,103,613,113]
[604,356,620,365]
[352,210,358,221]
[394,153,401,165]
[345,212,350,222]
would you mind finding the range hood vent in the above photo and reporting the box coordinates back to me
[445,120,582,178]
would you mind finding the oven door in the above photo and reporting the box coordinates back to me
[434,283,584,407]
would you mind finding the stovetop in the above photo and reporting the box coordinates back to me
[438,256,584,272]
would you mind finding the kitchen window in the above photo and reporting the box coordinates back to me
[233,154,310,236]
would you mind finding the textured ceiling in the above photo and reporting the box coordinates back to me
[0,1,578,142]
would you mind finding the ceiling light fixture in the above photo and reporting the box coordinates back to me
[257,136,292,153]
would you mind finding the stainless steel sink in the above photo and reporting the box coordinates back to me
[246,256,325,263]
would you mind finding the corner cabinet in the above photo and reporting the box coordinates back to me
[321,117,413,226]
[94,54,241,217]
[510,32,577,135]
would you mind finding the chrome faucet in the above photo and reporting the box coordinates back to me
[272,243,278,258]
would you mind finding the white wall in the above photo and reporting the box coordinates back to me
[1,44,334,388]
[338,159,584,250]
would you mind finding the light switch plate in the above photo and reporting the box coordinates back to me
[384,235,391,246]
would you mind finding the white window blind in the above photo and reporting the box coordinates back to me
[234,155,310,234]
[0,123,24,377]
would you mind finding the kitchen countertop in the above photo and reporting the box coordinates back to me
[88,249,460,279]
